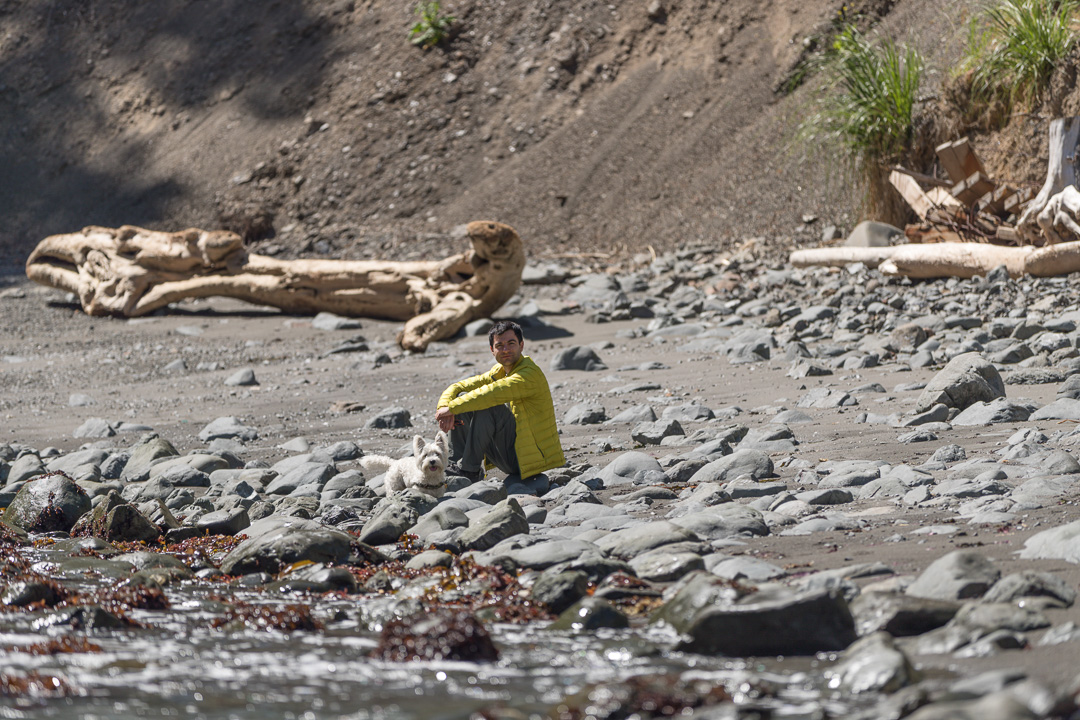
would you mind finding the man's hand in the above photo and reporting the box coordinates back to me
[436,406,457,433]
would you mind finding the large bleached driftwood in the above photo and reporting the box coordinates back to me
[25,220,526,351]
[1018,117,1080,244]
[1032,186,1080,246]
[791,240,1080,279]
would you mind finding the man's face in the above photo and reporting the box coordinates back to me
[490,329,523,369]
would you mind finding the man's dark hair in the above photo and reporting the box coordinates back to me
[488,320,523,346]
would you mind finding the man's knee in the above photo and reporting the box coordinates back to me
[470,405,511,433]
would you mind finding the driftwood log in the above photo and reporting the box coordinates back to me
[790,240,1080,279]
[25,220,526,351]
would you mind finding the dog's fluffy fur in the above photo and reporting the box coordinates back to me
[360,431,449,497]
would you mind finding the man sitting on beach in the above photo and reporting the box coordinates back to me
[435,320,565,482]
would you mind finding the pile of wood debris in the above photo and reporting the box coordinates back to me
[790,117,1080,279]
[890,137,1033,246]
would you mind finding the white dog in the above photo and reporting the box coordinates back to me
[360,431,449,497]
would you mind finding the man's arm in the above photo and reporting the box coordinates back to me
[446,366,539,415]
[438,367,497,408]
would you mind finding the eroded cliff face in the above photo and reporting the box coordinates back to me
[2,0,985,270]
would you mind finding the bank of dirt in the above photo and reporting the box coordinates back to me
[1,0,1023,276]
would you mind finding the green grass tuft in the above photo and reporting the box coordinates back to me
[965,0,1079,112]
[409,2,455,49]
[799,25,924,221]
[823,26,924,164]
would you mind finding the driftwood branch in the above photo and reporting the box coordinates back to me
[1018,117,1080,244]
[25,220,526,352]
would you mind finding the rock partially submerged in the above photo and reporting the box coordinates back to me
[651,573,857,656]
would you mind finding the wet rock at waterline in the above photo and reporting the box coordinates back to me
[3,472,91,533]
[651,573,857,656]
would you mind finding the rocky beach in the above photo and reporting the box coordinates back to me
[5,247,1080,719]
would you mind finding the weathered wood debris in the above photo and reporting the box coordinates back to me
[25,220,526,352]
[792,117,1080,279]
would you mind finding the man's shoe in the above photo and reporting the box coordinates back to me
[446,463,484,482]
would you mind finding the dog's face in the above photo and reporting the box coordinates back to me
[413,431,448,475]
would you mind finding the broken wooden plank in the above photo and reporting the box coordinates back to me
[977,184,1017,216]
[889,165,953,188]
[889,170,935,220]
[905,224,965,244]
[951,171,996,206]
[926,187,964,213]
[996,226,1020,243]
[1005,187,1034,213]
[936,137,986,185]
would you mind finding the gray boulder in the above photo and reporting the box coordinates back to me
[198,417,258,443]
[662,403,715,422]
[459,498,529,551]
[312,312,363,331]
[455,479,508,504]
[224,368,258,386]
[3,472,91,533]
[630,551,705,582]
[357,499,421,546]
[903,693,1037,720]
[366,407,412,429]
[411,506,470,542]
[1030,398,1080,421]
[100,503,160,542]
[690,450,774,484]
[72,418,116,439]
[221,516,353,575]
[652,573,856,655]
[505,539,604,571]
[951,398,1033,425]
[850,592,960,637]
[265,462,337,496]
[708,556,786,582]
[594,520,700,560]
[45,448,110,478]
[7,454,45,484]
[121,434,179,483]
[630,418,684,445]
[846,220,902,247]
[984,571,1076,607]
[531,569,589,614]
[823,632,917,694]
[547,597,629,631]
[606,405,657,424]
[915,353,1005,413]
[196,507,251,536]
[1020,520,1080,563]
[596,452,665,487]
[670,505,768,539]
[550,346,607,372]
[563,402,607,425]
[906,550,1000,600]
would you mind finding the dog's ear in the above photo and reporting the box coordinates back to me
[435,430,448,451]
[412,435,425,457]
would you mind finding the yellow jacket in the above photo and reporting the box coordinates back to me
[438,355,565,479]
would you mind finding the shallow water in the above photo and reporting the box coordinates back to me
[2,591,869,720]
[0,538,889,720]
